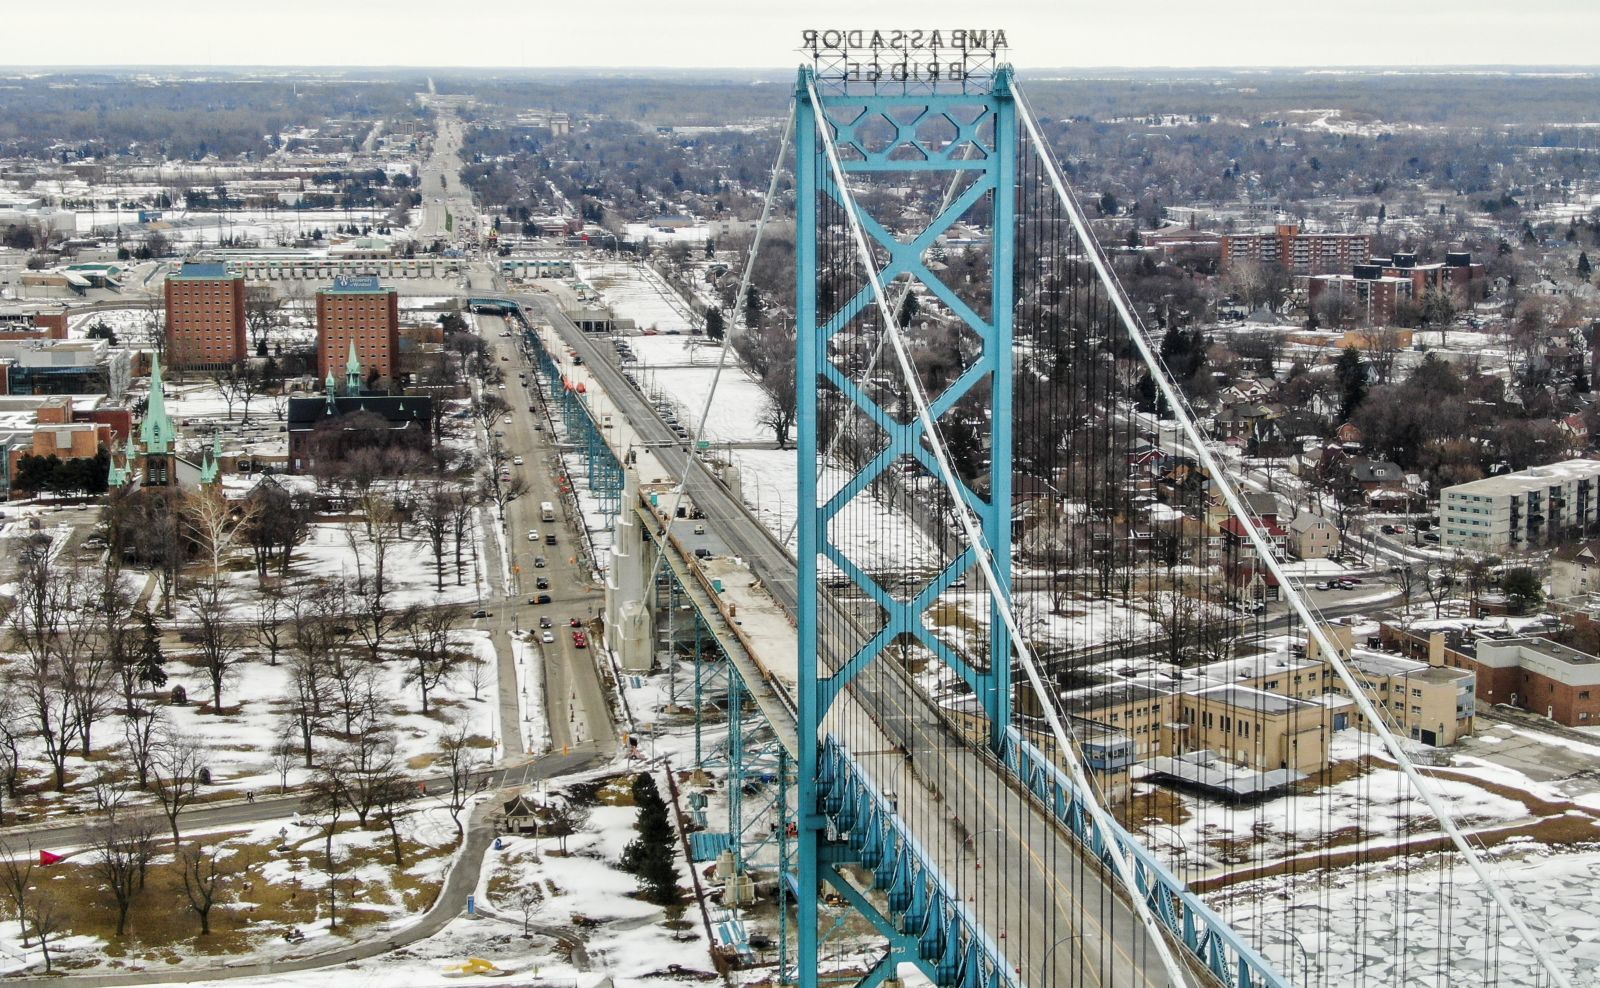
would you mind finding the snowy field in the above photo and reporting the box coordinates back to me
[575,260,696,335]
[0,804,469,978]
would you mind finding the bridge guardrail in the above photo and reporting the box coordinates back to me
[820,734,1018,988]
[1001,727,1284,988]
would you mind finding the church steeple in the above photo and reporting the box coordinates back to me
[198,431,221,486]
[325,366,338,413]
[139,353,176,455]
[344,341,363,396]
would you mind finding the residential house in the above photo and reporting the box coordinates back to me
[1552,538,1600,599]
[1288,512,1340,559]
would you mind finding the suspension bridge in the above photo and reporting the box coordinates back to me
[488,42,1578,988]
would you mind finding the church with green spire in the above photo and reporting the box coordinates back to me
[106,353,223,491]
[286,343,434,474]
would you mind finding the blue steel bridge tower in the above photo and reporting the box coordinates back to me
[794,57,1017,988]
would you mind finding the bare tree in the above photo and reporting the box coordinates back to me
[397,604,466,714]
[244,284,285,352]
[123,706,165,791]
[517,888,543,939]
[184,488,255,585]
[437,718,489,838]
[187,579,245,712]
[335,709,398,826]
[212,364,249,421]
[27,892,63,973]
[271,716,298,793]
[0,838,34,944]
[253,585,287,667]
[372,770,414,868]
[177,842,228,935]
[151,731,205,846]
[1424,555,1463,620]
[306,765,346,929]
[8,558,82,791]
[0,693,24,819]
[90,815,158,936]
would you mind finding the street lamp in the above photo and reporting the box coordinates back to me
[960,826,1003,865]
[1040,932,1084,980]
[1285,931,1313,985]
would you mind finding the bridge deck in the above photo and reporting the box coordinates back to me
[519,293,1181,987]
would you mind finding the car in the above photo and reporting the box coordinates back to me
[535,593,552,604]
[502,414,512,423]
[500,355,509,361]
[498,383,506,390]
[1393,525,1406,534]
[528,405,537,413]
[472,608,490,618]
[528,531,538,541]
[513,455,525,466]
[494,430,505,438]
[1337,580,1357,590]
[1423,532,1441,543]
[536,577,550,589]
[545,533,557,545]
[569,618,583,628]
[541,631,555,643]
[573,634,588,649]
[534,556,547,567]
[1381,524,1396,535]
[539,616,553,629]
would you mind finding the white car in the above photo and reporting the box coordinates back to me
[540,630,555,643]
[513,455,525,466]
[527,529,538,541]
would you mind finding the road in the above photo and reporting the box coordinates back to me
[417,111,478,245]
[520,292,1190,986]
[474,310,618,758]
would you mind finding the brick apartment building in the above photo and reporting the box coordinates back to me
[164,263,247,370]
[1307,250,1487,326]
[1220,223,1369,274]
[315,276,400,389]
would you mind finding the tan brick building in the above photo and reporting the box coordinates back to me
[164,263,247,370]
[315,276,400,389]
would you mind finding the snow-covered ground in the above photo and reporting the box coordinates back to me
[576,260,697,336]
[0,804,468,978]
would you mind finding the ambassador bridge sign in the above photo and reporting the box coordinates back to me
[802,28,1008,94]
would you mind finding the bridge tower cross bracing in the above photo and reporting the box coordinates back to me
[795,64,1017,988]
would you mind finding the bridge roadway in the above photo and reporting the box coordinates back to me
[516,291,1196,988]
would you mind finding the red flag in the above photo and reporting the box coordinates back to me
[37,850,63,866]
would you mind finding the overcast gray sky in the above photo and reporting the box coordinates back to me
[10,0,1598,69]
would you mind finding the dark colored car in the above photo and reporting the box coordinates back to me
[536,577,550,589]
[471,608,490,618]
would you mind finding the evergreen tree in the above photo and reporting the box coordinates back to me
[704,307,726,342]
[897,291,920,329]
[619,773,678,905]
[743,286,764,331]
[1580,251,1592,281]
[1334,346,1369,422]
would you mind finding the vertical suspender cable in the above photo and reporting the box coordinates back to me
[1012,79,1573,988]
[804,73,1193,988]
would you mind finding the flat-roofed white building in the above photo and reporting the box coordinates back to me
[1441,459,1600,550]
